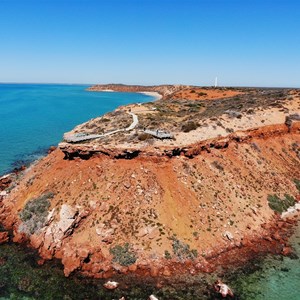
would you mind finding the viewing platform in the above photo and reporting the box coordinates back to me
[143,129,174,139]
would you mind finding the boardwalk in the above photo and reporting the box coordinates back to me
[63,111,174,143]
[126,112,138,131]
[64,112,139,143]
[143,129,174,139]
[63,133,103,143]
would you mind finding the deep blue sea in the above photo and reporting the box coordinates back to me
[0,84,153,175]
[0,84,299,299]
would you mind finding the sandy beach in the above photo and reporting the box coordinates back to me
[98,89,163,101]
[138,91,163,100]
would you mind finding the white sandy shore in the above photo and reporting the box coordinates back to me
[138,91,163,101]
[99,89,162,101]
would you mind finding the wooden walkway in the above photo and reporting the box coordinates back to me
[63,133,103,143]
[63,111,174,143]
[143,129,174,139]
[64,112,138,143]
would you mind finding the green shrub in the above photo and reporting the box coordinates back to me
[211,161,224,172]
[101,118,110,122]
[138,133,153,141]
[19,192,54,234]
[110,243,137,266]
[267,194,296,213]
[294,179,300,192]
[164,250,172,259]
[181,121,198,133]
[171,237,198,260]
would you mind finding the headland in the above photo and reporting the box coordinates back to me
[0,84,299,286]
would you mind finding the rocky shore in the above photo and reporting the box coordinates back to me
[1,132,299,280]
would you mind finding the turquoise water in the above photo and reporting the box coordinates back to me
[0,84,153,175]
[229,220,300,300]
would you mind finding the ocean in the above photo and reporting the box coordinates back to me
[0,84,153,175]
[0,84,299,299]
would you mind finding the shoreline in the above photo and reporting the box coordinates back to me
[0,87,158,177]
[93,88,163,101]
[0,214,299,299]
[138,91,163,101]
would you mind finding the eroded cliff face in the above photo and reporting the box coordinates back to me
[0,125,299,278]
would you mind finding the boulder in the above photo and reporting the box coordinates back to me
[223,231,234,241]
[48,146,57,153]
[214,279,234,298]
[103,280,119,290]
[95,224,115,243]
[0,174,12,191]
[285,113,300,127]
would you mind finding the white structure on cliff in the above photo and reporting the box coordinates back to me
[214,77,218,88]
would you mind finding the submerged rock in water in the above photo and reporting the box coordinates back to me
[214,279,234,298]
[103,280,119,289]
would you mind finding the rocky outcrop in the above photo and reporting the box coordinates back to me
[214,279,234,298]
[0,174,12,191]
[0,165,26,192]
[32,204,90,269]
[103,280,119,290]
[285,113,300,128]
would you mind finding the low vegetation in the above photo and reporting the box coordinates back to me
[164,250,172,259]
[267,194,296,213]
[138,132,153,141]
[19,192,54,234]
[110,243,137,266]
[181,121,198,133]
[171,237,198,260]
[294,179,300,192]
[211,161,224,172]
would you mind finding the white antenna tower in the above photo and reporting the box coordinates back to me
[214,77,218,88]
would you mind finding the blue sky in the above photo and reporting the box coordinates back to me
[0,0,299,87]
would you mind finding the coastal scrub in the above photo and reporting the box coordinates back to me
[110,243,137,266]
[19,192,54,234]
[172,237,198,260]
[267,194,296,213]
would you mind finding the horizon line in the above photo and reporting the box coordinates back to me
[0,81,299,89]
